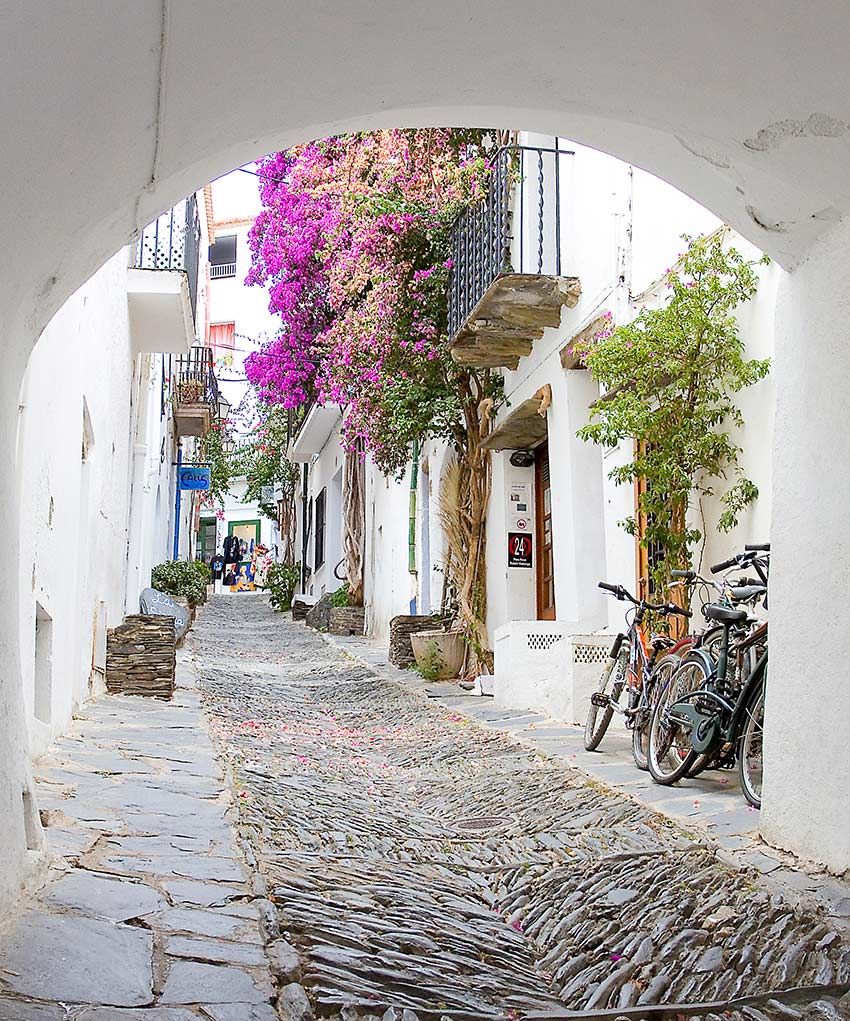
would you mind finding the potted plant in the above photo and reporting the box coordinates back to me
[410,629,466,680]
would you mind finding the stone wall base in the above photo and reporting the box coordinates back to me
[329,606,365,636]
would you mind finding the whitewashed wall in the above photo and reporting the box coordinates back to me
[16,252,134,755]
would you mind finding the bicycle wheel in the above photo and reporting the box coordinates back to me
[585,643,628,751]
[739,679,765,808]
[632,655,678,771]
[647,658,705,784]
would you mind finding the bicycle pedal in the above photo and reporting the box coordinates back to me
[591,693,610,708]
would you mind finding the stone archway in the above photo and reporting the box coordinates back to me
[2,2,850,902]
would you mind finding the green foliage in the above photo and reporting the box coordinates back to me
[329,583,350,608]
[234,406,300,520]
[267,561,301,612]
[198,423,233,505]
[151,560,209,607]
[414,642,444,682]
[576,233,771,592]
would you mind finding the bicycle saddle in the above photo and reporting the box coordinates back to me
[729,585,766,602]
[704,603,749,624]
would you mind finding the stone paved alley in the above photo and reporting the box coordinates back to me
[1,595,849,1020]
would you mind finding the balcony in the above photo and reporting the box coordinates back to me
[448,144,581,371]
[128,196,201,357]
[172,346,219,436]
[133,195,202,323]
[210,262,237,279]
[289,400,342,462]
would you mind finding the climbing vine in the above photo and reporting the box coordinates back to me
[576,233,770,594]
[245,130,504,670]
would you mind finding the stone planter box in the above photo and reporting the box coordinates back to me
[388,614,452,668]
[305,593,334,631]
[292,598,311,621]
[106,615,176,699]
[410,630,466,680]
[329,605,365,636]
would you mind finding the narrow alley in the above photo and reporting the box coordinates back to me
[1,595,849,1019]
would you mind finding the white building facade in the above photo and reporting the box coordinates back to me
[197,172,280,571]
[14,197,209,784]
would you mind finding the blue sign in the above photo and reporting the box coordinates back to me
[178,466,211,491]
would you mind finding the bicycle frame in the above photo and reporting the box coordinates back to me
[666,626,767,754]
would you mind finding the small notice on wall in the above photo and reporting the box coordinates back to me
[508,532,533,568]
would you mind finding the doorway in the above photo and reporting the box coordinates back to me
[535,441,556,620]
[197,515,217,563]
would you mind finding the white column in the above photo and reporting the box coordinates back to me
[762,217,850,872]
[547,369,608,628]
[1,346,44,912]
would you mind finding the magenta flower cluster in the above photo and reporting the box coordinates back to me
[244,131,491,460]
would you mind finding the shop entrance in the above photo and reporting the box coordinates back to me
[535,442,555,620]
[228,519,261,546]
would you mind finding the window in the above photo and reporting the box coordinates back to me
[209,234,237,278]
[209,321,235,353]
[314,488,326,569]
[33,603,53,724]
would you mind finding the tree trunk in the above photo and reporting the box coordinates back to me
[439,394,494,676]
[342,443,366,606]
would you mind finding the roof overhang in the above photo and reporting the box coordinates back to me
[482,385,551,450]
[289,404,342,462]
[127,268,195,356]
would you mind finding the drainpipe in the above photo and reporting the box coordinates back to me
[300,463,309,591]
[408,440,419,574]
[172,445,183,561]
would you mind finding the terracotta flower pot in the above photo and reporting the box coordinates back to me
[410,630,466,680]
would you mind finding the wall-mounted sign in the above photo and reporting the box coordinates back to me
[508,532,533,568]
[515,517,528,531]
[509,482,531,515]
[178,466,211,491]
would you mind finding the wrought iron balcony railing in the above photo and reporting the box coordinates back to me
[134,195,202,324]
[447,144,574,341]
[174,345,219,409]
[210,262,237,279]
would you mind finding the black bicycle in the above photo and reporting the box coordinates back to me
[647,545,769,806]
[585,582,691,769]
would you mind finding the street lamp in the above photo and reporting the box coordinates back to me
[217,392,231,423]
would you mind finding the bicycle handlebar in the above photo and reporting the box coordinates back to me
[710,555,741,574]
[745,543,770,552]
[598,581,691,617]
[670,569,696,581]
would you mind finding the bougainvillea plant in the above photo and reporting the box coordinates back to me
[575,232,770,595]
[245,129,504,666]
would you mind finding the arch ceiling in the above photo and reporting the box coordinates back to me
[5,1,850,347]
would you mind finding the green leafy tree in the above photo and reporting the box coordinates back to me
[576,233,770,594]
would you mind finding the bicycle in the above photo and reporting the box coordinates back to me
[647,545,769,806]
[584,582,692,770]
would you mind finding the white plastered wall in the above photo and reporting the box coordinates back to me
[16,252,135,756]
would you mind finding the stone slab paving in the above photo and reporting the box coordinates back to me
[330,630,850,930]
[190,596,849,1020]
[0,663,278,1018]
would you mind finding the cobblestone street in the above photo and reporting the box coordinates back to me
[196,596,848,1020]
[1,594,848,1020]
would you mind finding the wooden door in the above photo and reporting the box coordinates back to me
[535,442,556,620]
